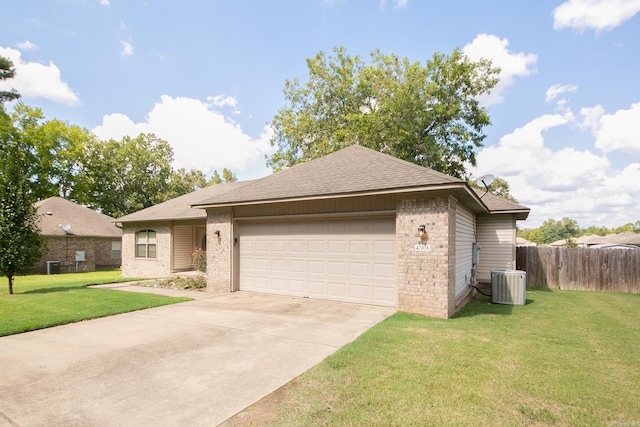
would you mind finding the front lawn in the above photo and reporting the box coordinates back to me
[255,289,640,426]
[0,270,191,336]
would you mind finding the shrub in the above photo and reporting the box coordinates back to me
[190,247,206,272]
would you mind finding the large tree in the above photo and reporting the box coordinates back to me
[268,47,499,177]
[10,103,92,200]
[75,133,175,218]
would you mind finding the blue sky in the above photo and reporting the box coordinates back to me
[1,0,639,228]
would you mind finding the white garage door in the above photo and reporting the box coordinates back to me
[238,217,396,307]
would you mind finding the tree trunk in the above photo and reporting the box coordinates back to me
[8,275,13,295]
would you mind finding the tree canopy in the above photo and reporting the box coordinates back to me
[518,218,640,245]
[9,103,92,200]
[268,46,500,178]
[75,133,176,218]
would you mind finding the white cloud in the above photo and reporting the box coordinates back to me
[91,95,275,180]
[553,0,640,32]
[545,83,578,102]
[588,102,640,154]
[579,105,605,131]
[16,40,38,50]
[462,34,537,106]
[120,40,133,56]
[100,0,111,5]
[379,0,408,9]
[472,111,640,228]
[0,46,80,106]
[207,95,237,108]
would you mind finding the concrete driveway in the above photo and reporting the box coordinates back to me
[0,290,394,427]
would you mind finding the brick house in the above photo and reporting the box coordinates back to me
[118,146,529,318]
[35,197,122,273]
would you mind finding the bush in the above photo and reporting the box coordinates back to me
[158,275,206,290]
[189,247,206,272]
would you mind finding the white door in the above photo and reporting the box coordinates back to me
[238,217,396,307]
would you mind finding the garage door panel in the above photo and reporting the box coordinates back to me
[327,240,347,254]
[254,258,269,271]
[272,240,287,252]
[289,259,305,273]
[328,261,347,275]
[271,259,287,271]
[308,281,326,295]
[239,217,396,307]
[327,282,347,297]
[308,240,325,253]
[373,286,395,302]
[373,240,394,255]
[350,284,370,299]
[373,263,394,278]
[349,262,370,277]
[349,240,370,254]
[271,278,287,290]
[255,240,270,252]
[290,240,305,252]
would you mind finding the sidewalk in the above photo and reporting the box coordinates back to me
[89,280,214,299]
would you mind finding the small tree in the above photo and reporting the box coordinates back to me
[468,176,518,203]
[0,112,46,294]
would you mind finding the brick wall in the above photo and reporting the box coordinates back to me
[38,237,97,273]
[396,196,456,318]
[121,222,172,277]
[206,208,232,293]
[96,238,122,268]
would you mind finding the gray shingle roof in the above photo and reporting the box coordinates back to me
[35,197,122,238]
[471,189,530,213]
[116,180,254,223]
[194,145,463,207]
[118,145,529,222]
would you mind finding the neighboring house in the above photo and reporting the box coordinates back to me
[35,197,122,274]
[567,232,640,248]
[118,146,529,318]
[516,237,537,247]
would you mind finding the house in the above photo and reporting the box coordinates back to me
[117,180,254,276]
[35,197,122,273]
[516,237,537,247]
[118,146,529,318]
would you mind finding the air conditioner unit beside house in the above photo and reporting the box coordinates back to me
[491,270,526,305]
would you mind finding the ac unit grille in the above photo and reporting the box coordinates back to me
[491,270,526,305]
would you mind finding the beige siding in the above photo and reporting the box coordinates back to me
[455,203,475,297]
[172,225,195,271]
[476,215,516,283]
[234,194,396,218]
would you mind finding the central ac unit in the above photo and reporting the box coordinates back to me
[491,270,526,305]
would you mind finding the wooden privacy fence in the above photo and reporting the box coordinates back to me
[516,246,640,293]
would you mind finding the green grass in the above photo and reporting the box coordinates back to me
[267,289,640,426]
[0,270,191,336]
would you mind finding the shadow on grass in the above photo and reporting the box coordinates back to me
[454,294,536,319]
[22,286,85,294]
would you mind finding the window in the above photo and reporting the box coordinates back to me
[111,241,121,260]
[135,230,157,258]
